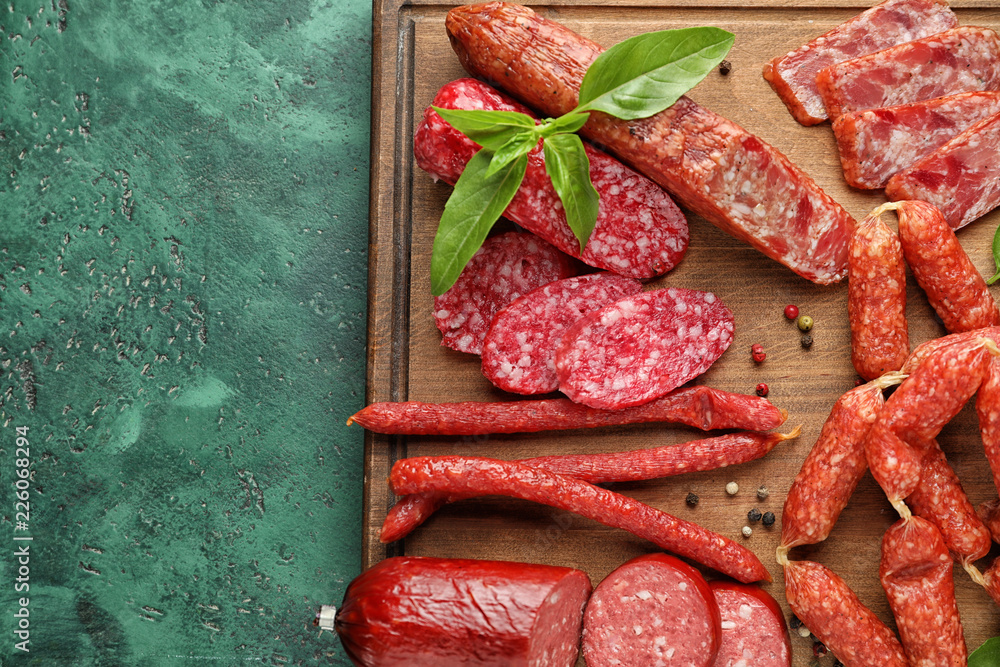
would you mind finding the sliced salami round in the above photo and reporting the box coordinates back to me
[708,582,791,667]
[481,273,642,394]
[433,231,578,355]
[555,288,734,409]
[582,553,721,667]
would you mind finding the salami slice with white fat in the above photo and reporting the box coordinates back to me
[833,91,1000,189]
[415,78,689,279]
[481,273,642,394]
[709,582,791,667]
[763,0,957,126]
[434,231,577,355]
[886,111,1000,229]
[555,288,734,410]
[816,26,1000,122]
[582,553,721,667]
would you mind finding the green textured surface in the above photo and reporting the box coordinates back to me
[0,1,369,664]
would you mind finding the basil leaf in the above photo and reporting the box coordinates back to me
[989,223,1000,285]
[970,637,1000,667]
[430,150,528,296]
[486,131,539,177]
[540,111,590,137]
[543,134,600,252]
[576,27,735,120]
[432,107,536,151]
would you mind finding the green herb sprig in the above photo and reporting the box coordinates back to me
[430,26,735,296]
[970,636,1000,666]
[988,224,1000,285]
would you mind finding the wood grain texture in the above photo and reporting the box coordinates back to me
[365,2,1000,663]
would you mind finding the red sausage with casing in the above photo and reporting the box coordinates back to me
[332,556,592,666]
[848,205,908,380]
[582,553,720,667]
[446,2,857,285]
[880,516,967,666]
[895,199,999,333]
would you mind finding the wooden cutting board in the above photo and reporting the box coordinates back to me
[365,1,1000,663]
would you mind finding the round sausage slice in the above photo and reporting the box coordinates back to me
[708,581,791,667]
[332,556,592,666]
[482,273,642,394]
[583,553,721,666]
[555,288,735,409]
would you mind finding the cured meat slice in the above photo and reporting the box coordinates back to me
[894,199,1000,332]
[390,456,772,583]
[886,110,1000,229]
[763,0,956,126]
[816,26,1000,121]
[481,273,641,394]
[330,556,592,666]
[348,386,786,435]
[446,2,857,285]
[880,516,967,667]
[555,288,734,409]
[848,205,908,380]
[415,78,689,279]
[781,558,908,667]
[833,91,1000,188]
[708,582,791,667]
[582,553,721,667]
[434,230,577,354]
[907,440,991,566]
[381,428,799,542]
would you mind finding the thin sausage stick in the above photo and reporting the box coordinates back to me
[390,456,772,583]
[349,386,787,435]
[382,428,800,543]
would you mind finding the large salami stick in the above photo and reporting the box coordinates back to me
[779,375,900,551]
[780,557,908,667]
[880,516,967,666]
[382,428,799,542]
[848,206,908,381]
[763,0,956,126]
[328,556,592,666]
[348,385,786,435]
[390,456,772,583]
[895,200,1000,333]
[445,2,857,285]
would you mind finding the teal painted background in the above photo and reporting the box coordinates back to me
[0,0,369,663]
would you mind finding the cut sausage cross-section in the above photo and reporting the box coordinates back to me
[555,288,734,410]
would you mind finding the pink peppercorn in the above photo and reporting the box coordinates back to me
[756,383,769,397]
[751,344,766,363]
[784,304,799,320]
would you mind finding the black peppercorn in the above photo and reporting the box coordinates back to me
[748,508,762,522]
[686,492,699,507]
[719,59,732,75]
[789,614,802,629]
[762,511,776,527]
[801,334,814,348]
